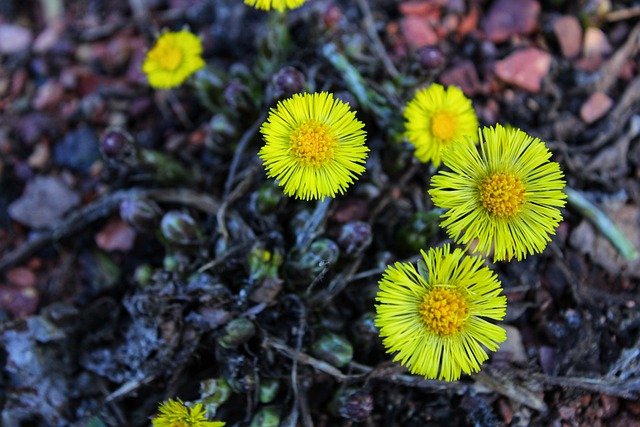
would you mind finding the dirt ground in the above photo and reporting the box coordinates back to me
[1,0,640,426]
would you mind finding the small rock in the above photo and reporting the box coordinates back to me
[53,125,100,173]
[399,1,442,17]
[577,27,612,72]
[401,16,438,48]
[497,325,528,363]
[32,80,64,111]
[580,92,613,124]
[600,395,619,419]
[6,267,37,288]
[27,142,51,169]
[0,24,33,54]
[0,285,39,318]
[553,15,582,58]
[482,0,540,43]
[495,48,552,93]
[439,60,482,96]
[33,21,65,53]
[8,175,80,229]
[95,218,136,252]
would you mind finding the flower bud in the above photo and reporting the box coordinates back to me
[133,264,153,286]
[160,211,202,245]
[396,210,441,255]
[285,238,340,285]
[224,79,253,114]
[418,46,446,70]
[199,378,232,414]
[100,128,137,163]
[218,318,256,349]
[259,378,280,404]
[119,197,162,232]
[337,389,374,422]
[311,332,353,367]
[252,180,285,215]
[337,221,372,258]
[272,66,305,99]
[250,406,280,427]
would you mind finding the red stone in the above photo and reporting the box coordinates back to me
[95,218,136,252]
[580,92,613,124]
[482,0,540,43]
[401,16,438,48]
[6,267,37,288]
[439,60,482,96]
[495,48,552,93]
[553,15,582,58]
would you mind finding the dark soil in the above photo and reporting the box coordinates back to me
[1,0,640,426]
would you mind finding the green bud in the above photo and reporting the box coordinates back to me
[218,318,255,349]
[133,264,153,286]
[248,245,283,282]
[253,180,285,215]
[250,406,281,427]
[311,332,353,367]
[199,378,232,415]
[259,378,280,404]
[161,211,202,245]
[119,197,162,232]
[285,238,340,285]
[396,210,441,255]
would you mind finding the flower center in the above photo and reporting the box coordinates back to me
[480,171,526,218]
[290,119,337,167]
[431,112,457,142]
[152,44,183,71]
[419,287,469,336]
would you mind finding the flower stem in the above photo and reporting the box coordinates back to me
[565,186,639,261]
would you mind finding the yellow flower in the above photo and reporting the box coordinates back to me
[244,0,307,12]
[152,399,225,427]
[258,92,369,201]
[429,125,567,262]
[375,245,507,381]
[404,83,478,166]
[143,30,205,89]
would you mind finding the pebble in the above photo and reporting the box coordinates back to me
[439,60,482,96]
[0,24,32,54]
[95,218,136,252]
[553,15,582,58]
[580,91,613,124]
[401,16,438,48]
[53,124,101,173]
[8,175,80,228]
[482,0,540,43]
[495,48,552,93]
[6,267,37,288]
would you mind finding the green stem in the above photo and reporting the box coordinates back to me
[565,186,639,261]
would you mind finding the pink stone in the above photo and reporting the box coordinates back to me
[6,267,37,288]
[482,0,540,43]
[439,60,482,96]
[580,92,613,124]
[553,15,582,58]
[495,48,552,93]
[401,16,438,48]
[577,27,612,72]
[95,218,136,252]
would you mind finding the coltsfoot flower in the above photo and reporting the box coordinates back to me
[404,83,478,166]
[142,30,205,89]
[152,398,225,427]
[258,92,368,201]
[429,125,567,261]
[244,0,307,12]
[375,245,507,381]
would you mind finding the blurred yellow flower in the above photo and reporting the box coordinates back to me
[375,245,506,381]
[152,399,225,427]
[429,125,567,261]
[404,83,478,166]
[143,30,205,89]
[244,0,307,11]
[258,92,368,201]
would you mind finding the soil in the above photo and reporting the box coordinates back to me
[1,0,640,426]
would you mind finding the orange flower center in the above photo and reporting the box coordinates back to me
[480,171,526,218]
[419,287,469,336]
[150,43,183,71]
[290,119,337,167]
[431,112,457,142]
